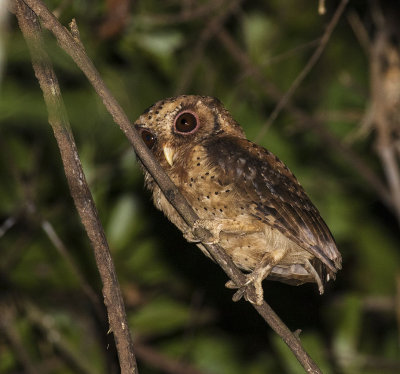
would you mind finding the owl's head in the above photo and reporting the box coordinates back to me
[134,95,245,168]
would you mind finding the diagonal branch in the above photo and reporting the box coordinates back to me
[0,303,40,374]
[256,0,349,141]
[13,0,323,372]
[175,0,244,94]
[13,1,138,373]
[217,27,392,211]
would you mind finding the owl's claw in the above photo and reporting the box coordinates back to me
[183,229,200,243]
[226,247,289,305]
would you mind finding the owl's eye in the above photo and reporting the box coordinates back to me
[174,111,199,134]
[140,129,156,149]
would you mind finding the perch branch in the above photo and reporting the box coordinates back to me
[13,1,138,373]
[14,0,323,372]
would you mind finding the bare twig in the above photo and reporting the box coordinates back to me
[347,10,371,55]
[256,38,321,73]
[13,0,324,372]
[0,215,17,238]
[175,0,244,94]
[138,0,227,26]
[369,10,400,224]
[318,0,326,15]
[0,303,40,374]
[217,27,392,211]
[41,218,105,318]
[358,356,400,373]
[135,342,210,374]
[255,0,349,141]
[23,300,99,374]
[13,1,138,373]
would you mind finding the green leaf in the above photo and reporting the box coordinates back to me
[129,297,190,335]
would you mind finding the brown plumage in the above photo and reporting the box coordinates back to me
[134,95,341,304]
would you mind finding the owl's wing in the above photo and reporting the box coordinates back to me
[204,136,342,275]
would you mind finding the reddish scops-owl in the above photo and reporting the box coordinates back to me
[134,95,341,304]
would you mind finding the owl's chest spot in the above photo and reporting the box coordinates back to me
[170,148,246,220]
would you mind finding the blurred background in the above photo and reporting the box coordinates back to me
[1,0,400,373]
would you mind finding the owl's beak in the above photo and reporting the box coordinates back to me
[163,145,175,166]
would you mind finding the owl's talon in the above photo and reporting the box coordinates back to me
[225,280,237,289]
[225,279,248,302]
[232,288,246,302]
[183,229,200,243]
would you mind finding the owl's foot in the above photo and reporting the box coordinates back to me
[183,219,224,244]
[225,276,264,305]
[226,247,289,305]
[183,228,200,243]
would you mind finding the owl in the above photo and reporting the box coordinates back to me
[134,95,342,305]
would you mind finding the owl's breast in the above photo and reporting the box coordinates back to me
[166,144,318,282]
[169,144,243,219]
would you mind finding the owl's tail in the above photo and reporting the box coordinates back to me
[267,258,336,293]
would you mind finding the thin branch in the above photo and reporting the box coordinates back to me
[13,1,138,373]
[135,342,210,374]
[0,303,40,374]
[14,0,323,372]
[41,218,105,318]
[257,38,321,72]
[0,215,17,238]
[358,356,400,373]
[318,0,326,15]
[23,300,99,374]
[138,0,227,26]
[255,0,349,142]
[347,10,371,56]
[38,212,120,372]
[369,13,400,224]
[217,27,392,211]
[174,0,244,94]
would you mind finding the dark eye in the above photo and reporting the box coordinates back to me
[174,111,199,134]
[140,129,156,149]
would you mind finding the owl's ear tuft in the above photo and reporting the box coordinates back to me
[174,111,199,135]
